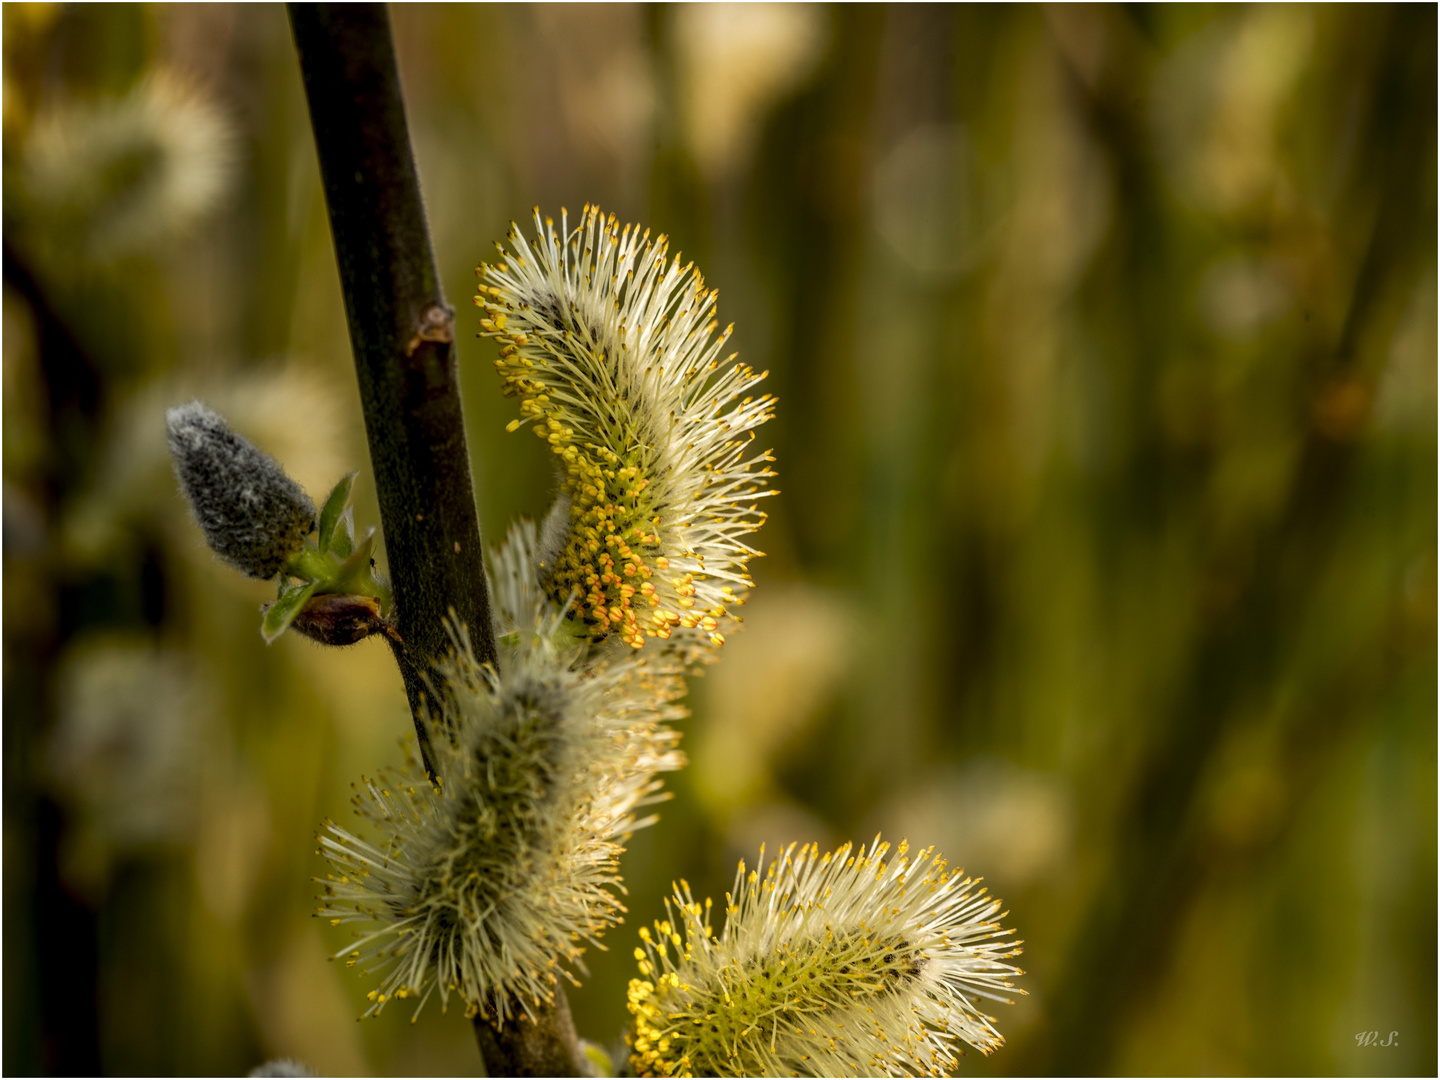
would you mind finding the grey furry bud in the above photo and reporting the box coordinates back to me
[166,401,316,579]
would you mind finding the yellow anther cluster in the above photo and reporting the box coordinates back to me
[628,971,693,1078]
[529,422,669,648]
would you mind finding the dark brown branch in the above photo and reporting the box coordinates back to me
[287,3,495,772]
[287,5,588,1075]
[472,992,596,1079]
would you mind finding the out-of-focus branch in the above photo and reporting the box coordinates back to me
[1031,6,1436,1074]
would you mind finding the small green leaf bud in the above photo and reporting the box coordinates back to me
[260,581,317,644]
[166,401,316,579]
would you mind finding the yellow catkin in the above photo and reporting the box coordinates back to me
[476,206,776,652]
[315,523,686,1025]
[625,841,1026,1078]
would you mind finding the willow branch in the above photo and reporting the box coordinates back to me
[287,6,588,1075]
[288,3,494,769]
[472,992,595,1079]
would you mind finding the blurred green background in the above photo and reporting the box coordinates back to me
[3,3,1434,1075]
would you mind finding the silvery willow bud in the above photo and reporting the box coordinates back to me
[166,401,316,580]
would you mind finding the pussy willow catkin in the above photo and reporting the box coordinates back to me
[477,206,775,654]
[627,839,1025,1078]
[316,523,685,1024]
